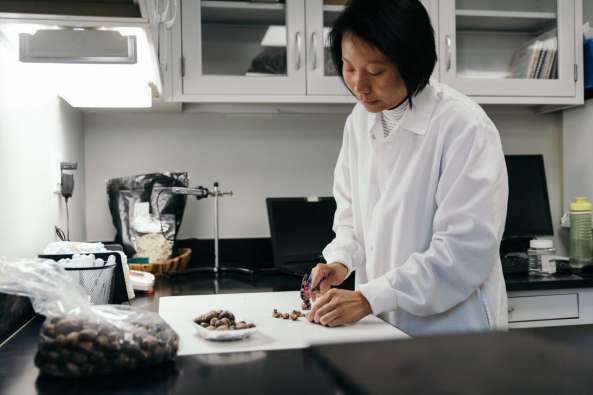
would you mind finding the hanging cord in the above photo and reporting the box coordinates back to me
[54,226,66,242]
[55,197,71,241]
[154,0,177,29]
[164,0,178,30]
[65,197,70,241]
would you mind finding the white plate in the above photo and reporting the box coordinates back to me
[194,322,257,341]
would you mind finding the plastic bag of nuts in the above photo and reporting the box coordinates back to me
[0,259,179,378]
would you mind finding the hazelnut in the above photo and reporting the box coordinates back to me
[217,318,231,327]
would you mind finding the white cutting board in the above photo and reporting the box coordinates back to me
[159,291,408,356]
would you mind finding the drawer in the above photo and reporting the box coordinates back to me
[508,294,579,323]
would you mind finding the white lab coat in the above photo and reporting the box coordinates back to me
[322,81,509,336]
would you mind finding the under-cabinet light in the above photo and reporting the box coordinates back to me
[0,23,158,108]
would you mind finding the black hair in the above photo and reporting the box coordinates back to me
[329,0,437,107]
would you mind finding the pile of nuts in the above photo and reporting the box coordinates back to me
[34,315,179,378]
[272,309,304,321]
[193,310,255,331]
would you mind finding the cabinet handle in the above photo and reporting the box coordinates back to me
[508,306,515,314]
[311,32,319,70]
[295,32,303,71]
[445,34,452,72]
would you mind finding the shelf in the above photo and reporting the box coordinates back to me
[456,9,556,33]
[201,1,286,25]
[323,5,345,13]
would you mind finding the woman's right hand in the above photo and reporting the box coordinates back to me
[310,262,349,301]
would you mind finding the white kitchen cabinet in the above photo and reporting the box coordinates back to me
[179,0,306,96]
[167,0,582,105]
[438,0,584,105]
[508,288,593,328]
[170,0,436,102]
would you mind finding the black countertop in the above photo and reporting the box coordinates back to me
[4,272,593,395]
[504,272,593,291]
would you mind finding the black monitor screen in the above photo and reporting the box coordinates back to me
[504,155,553,238]
[266,197,336,264]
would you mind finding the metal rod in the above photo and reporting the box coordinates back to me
[213,181,219,274]
[167,181,255,281]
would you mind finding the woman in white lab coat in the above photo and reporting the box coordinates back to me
[308,0,509,336]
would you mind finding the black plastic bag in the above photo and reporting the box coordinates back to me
[106,173,188,257]
[247,47,287,75]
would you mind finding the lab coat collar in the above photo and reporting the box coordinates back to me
[366,82,438,137]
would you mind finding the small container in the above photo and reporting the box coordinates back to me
[528,239,555,274]
[569,197,593,269]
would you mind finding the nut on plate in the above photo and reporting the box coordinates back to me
[194,310,255,331]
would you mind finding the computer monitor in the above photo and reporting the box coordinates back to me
[266,197,336,265]
[503,155,553,239]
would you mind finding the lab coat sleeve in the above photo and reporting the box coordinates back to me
[322,115,365,277]
[358,117,508,316]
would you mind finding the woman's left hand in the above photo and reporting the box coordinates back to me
[307,289,372,327]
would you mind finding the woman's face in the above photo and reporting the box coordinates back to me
[341,32,408,113]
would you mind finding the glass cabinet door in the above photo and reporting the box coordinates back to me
[306,0,438,96]
[305,0,349,96]
[439,0,576,98]
[181,0,306,95]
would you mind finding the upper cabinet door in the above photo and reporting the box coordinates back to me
[181,0,306,95]
[439,0,576,98]
[305,0,439,96]
[304,0,349,96]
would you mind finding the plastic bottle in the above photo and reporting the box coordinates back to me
[528,239,555,274]
[569,197,593,269]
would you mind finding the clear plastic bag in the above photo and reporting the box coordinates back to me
[130,203,175,262]
[0,258,179,378]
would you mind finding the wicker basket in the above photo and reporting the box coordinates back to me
[128,248,192,276]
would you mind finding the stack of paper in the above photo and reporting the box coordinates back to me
[510,29,558,80]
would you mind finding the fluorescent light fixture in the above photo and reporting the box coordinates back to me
[261,25,286,47]
[19,29,137,64]
[0,22,158,108]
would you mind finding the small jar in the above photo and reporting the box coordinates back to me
[527,239,556,274]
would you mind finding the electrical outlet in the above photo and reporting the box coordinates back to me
[59,161,78,200]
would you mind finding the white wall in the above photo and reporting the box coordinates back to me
[0,36,86,258]
[84,112,342,240]
[84,107,564,253]
[489,108,565,254]
[585,0,593,24]
[563,101,593,221]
